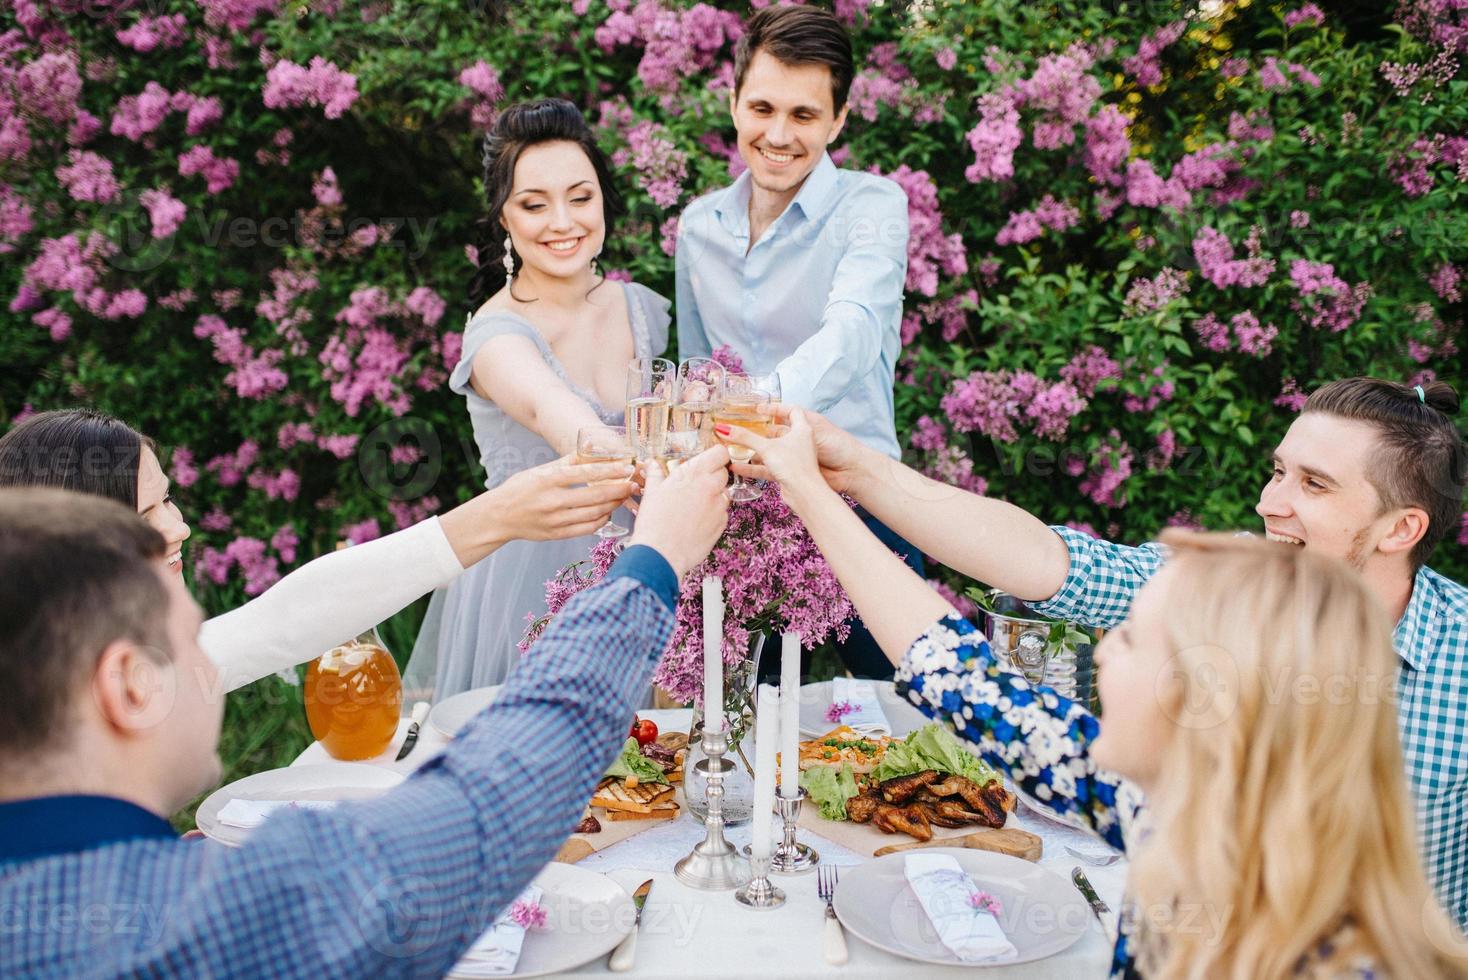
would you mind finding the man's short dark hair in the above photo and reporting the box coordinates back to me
[0,488,169,762]
[1304,378,1465,568]
[734,6,855,113]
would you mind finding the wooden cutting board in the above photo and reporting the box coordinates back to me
[555,782,690,862]
[798,806,1042,861]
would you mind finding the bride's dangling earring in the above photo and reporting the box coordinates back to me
[591,246,601,278]
[502,235,514,279]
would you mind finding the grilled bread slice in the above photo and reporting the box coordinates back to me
[590,777,676,814]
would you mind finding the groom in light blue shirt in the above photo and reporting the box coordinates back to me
[675,6,908,461]
[676,6,917,677]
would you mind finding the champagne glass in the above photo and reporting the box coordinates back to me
[575,425,634,538]
[714,373,772,502]
[625,357,674,461]
[673,357,724,448]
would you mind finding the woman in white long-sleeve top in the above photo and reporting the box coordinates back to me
[0,408,632,691]
[719,408,1468,979]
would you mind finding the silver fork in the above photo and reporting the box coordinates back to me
[817,865,848,965]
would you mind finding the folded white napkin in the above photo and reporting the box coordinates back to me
[904,853,1018,963]
[216,798,340,829]
[451,884,543,977]
[830,676,891,735]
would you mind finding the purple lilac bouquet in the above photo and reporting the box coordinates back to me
[521,486,856,705]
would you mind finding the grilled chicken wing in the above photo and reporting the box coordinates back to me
[926,776,967,797]
[879,769,941,804]
[873,803,933,841]
[845,792,882,823]
[949,779,1013,827]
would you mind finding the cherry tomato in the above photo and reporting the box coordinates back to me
[631,719,659,747]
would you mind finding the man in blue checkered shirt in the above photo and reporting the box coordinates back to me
[0,450,730,978]
[751,377,1467,931]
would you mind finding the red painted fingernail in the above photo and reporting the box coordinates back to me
[714,424,731,436]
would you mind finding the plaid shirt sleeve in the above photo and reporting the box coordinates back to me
[1,551,675,979]
[1026,525,1167,629]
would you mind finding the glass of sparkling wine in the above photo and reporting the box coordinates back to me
[625,357,674,460]
[575,424,634,539]
[714,374,772,502]
[674,357,724,449]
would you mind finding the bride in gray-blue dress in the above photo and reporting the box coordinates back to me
[406,99,670,700]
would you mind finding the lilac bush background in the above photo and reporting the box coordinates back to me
[3,1,1466,631]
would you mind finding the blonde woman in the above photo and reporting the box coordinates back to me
[722,411,1468,978]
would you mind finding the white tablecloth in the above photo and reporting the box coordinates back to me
[292,707,1126,977]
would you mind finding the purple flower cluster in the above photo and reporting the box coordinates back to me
[613,120,687,208]
[874,164,966,296]
[116,14,189,53]
[1123,21,1187,87]
[1284,4,1326,29]
[140,188,186,238]
[526,491,855,704]
[1193,226,1275,289]
[1078,432,1133,508]
[1124,267,1190,314]
[195,314,289,399]
[55,150,119,204]
[996,194,1080,246]
[943,369,1087,443]
[1016,46,1101,150]
[178,145,239,195]
[1427,262,1461,302]
[263,57,359,119]
[964,92,1023,183]
[1061,345,1122,397]
[458,60,504,130]
[1194,311,1278,357]
[595,1,742,96]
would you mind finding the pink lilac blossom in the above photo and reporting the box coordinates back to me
[1228,109,1274,143]
[55,150,120,204]
[1290,210,1311,228]
[194,546,232,585]
[1061,345,1122,397]
[968,891,1003,915]
[0,114,32,162]
[1172,143,1242,192]
[1122,364,1175,413]
[197,0,281,31]
[341,518,382,545]
[320,326,412,416]
[115,14,188,52]
[824,701,858,723]
[874,165,966,296]
[180,95,223,136]
[248,468,301,501]
[1125,159,1190,210]
[1016,46,1101,150]
[964,92,1023,183]
[0,183,33,247]
[1148,429,1178,470]
[263,57,360,119]
[312,166,343,207]
[388,496,440,531]
[928,580,979,620]
[159,288,195,311]
[271,524,299,564]
[16,51,82,125]
[110,81,173,142]
[594,2,742,96]
[943,370,1086,443]
[936,47,957,71]
[1124,21,1187,87]
[1192,227,1274,288]
[1274,378,1308,412]
[659,216,679,257]
[170,447,198,488]
[995,195,1080,246]
[225,537,281,596]
[612,120,687,209]
[278,421,315,450]
[524,491,855,705]
[1193,312,1231,352]
[1079,433,1133,508]
[195,314,289,398]
[140,188,185,238]
[916,290,977,342]
[68,110,101,146]
[404,286,446,327]
[318,433,361,459]
[1427,262,1461,302]
[1083,105,1130,186]
[178,145,239,194]
[205,441,261,488]
[1165,509,1205,531]
[1124,268,1190,314]
[909,415,947,453]
[200,507,232,532]
[1284,4,1325,29]
[1231,311,1279,356]
[32,308,71,341]
[923,445,990,497]
[509,899,548,931]
[103,289,148,320]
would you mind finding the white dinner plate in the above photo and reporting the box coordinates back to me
[429,685,502,739]
[832,849,1090,966]
[446,862,636,979]
[196,762,404,846]
[797,679,930,737]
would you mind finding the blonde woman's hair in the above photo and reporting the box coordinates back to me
[1127,531,1468,978]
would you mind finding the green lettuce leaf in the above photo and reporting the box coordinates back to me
[604,737,668,784]
[870,723,999,787]
[800,762,860,821]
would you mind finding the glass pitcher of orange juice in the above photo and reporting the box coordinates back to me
[304,628,402,760]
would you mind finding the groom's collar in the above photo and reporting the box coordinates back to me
[714,152,839,240]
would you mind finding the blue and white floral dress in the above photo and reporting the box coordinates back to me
[897,613,1384,978]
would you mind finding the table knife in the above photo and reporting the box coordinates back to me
[394,702,430,761]
[608,878,653,972]
[1071,866,1117,941]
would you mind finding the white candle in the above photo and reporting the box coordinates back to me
[702,576,724,734]
[752,683,781,861]
[779,631,802,799]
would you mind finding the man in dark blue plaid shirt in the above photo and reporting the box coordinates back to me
[743,377,1468,931]
[0,448,730,978]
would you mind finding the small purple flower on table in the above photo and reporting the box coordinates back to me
[509,899,547,931]
[824,700,858,724]
[969,891,1002,916]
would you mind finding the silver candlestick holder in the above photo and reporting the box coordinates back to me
[772,788,819,873]
[675,726,751,890]
[743,788,820,873]
[734,853,785,909]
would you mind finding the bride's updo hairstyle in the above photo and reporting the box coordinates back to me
[466,98,625,308]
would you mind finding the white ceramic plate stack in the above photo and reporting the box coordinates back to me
[196,762,405,846]
[832,849,1090,965]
